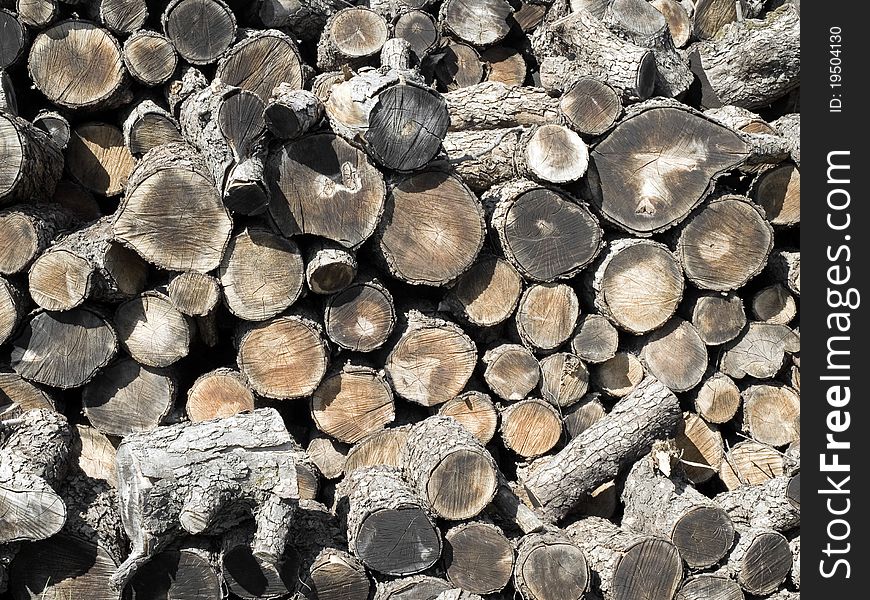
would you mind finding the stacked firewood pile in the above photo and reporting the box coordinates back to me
[1,0,800,599]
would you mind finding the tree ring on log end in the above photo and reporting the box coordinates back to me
[612,539,682,600]
[519,541,588,600]
[427,449,498,520]
[355,507,441,575]
[671,506,735,568]
[223,544,297,600]
[738,532,791,595]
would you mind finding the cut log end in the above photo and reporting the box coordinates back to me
[501,399,563,458]
[445,523,514,594]
[162,0,236,65]
[186,368,256,423]
[514,534,589,600]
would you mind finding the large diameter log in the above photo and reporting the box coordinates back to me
[217,226,304,321]
[515,283,579,352]
[336,466,441,576]
[720,322,799,380]
[571,314,619,364]
[237,314,329,399]
[267,132,386,248]
[534,9,656,101]
[0,409,71,544]
[402,416,498,520]
[10,308,117,389]
[444,522,513,594]
[621,446,735,568]
[28,20,128,111]
[715,475,800,533]
[0,9,26,69]
[324,276,396,352]
[439,255,523,327]
[385,311,476,407]
[717,528,792,595]
[112,408,304,588]
[161,0,236,65]
[122,31,178,87]
[677,195,773,291]
[29,217,148,311]
[513,532,589,600]
[113,142,233,272]
[311,364,395,444]
[444,82,559,130]
[373,171,485,286]
[186,368,255,422]
[482,344,540,402]
[487,179,601,282]
[522,377,680,520]
[565,517,683,600]
[588,101,749,235]
[638,318,708,392]
[695,5,800,109]
[0,111,63,206]
[591,238,683,334]
[500,398,563,458]
[115,292,193,368]
[216,29,305,102]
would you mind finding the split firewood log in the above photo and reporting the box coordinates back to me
[674,412,724,484]
[111,408,307,589]
[719,440,785,490]
[522,377,680,520]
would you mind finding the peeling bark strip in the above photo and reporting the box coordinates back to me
[522,377,681,520]
[112,408,304,588]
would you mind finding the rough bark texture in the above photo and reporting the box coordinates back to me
[715,475,800,532]
[0,111,63,206]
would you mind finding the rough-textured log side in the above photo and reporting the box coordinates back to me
[0,111,63,206]
[522,377,680,520]
[715,475,800,532]
[444,82,559,130]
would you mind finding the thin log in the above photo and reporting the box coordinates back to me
[0,111,63,206]
[439,255,523,327]
[593,352,645,398]
[539,352,589,408]
[186,368,256,423]
[559,77,621,136]
[305,239,358,295]
[692,373,741,423]
[752,163,800,227]
[513,532,589,600]
[571,314,619,364]
[637,318,708,392]
[265,86,324,139]
[690,292,747,345]
[444,82,559,130]
[482,344,540,402]
[122,98,183,156]
[500,399,563,458]
[437,391,499,444]
[324,275,396,352]
[167,271,221,317]
[715,475,800,532]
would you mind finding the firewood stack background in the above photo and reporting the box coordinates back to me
[0,0,800,599]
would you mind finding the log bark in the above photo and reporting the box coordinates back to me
[10,307,117,389]
[216,29,305,102]
[317,7,389,71]
[692,372,741,424]
[514,283,579,352]
[719,440,784,490]
[28,217,148,311]
[486,179,601,282]
[167,271,221,317]
[603,0,693,98]
[0,408,71,544]
[620,445,735,568]
[752,163,800,227]
[677,195,773,291]
[402,416,498,520]
[374,170,485,285]
[28,20,128,111]
[217,226,304,321]
[0,277,24,346]
[720,322,799,380]
[311,363,395,444]
[771,112,800,165]
[676,575,744,600]
[82,358,176,436]
[637,318,708,392]
[343,426,409,474]
[588,100,749,235]
[265,86,324,139]
[444,521,513,594]
[539,352,589,408]
[704,105,791,170]
[715,475,800,533]
[570,314,618,364]
[790,535,800,589]
[439,255,523,327]
[533,8,656,101]
[0,111,63,206]
[689,292,747,345]
[482,344,540,402]
[439,0,514,47]
[115,291,193,368]
[253,0,348,42]
[565,517,683,600]
[513,532,589,600]
[522,377,680,520]
[437,391,499,444]
[500,398,563,458]
[385,311,477,407]
[327,67,450,171]
[162,0,236,65]
[374,575,453,600]
[113,142,233,272]
[766,249,800,296]
[123,30,178,87]
[741,384,800,446]
[112,408,305,589]
[122,98,183,156]
[674,412,723,484]
[444,82,559,130]
[336,465,441,576]
[694,5,800,109]
[593,352,645,398]
[591,238,684,334]
[715,527,792,595]
[237,313,330,400]
[559,77,621,136]
[267,132,386,248]
[304,239,358,295]
[324,275,396,351]
[165,66,208,117]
